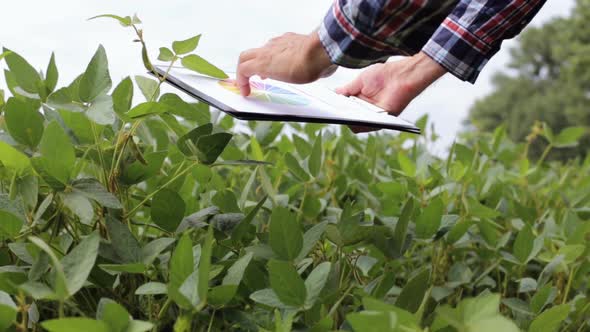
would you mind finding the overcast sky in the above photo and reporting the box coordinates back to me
[0,0,575,153]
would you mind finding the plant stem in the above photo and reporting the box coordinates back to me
[536,144,553,167]
[17,292,28,332]
[90,121,108,184]
[58,301,64,318]
[157,298,172,320]
[562,266,577,304]
[206,309,216,332]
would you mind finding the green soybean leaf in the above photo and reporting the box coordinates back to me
[168,233,194,309]
[395,269,430,313]
[196,133,233,165]
[362,297,420,329]
[415,197,444,239]
[79,45,112,102]
[553,126,586,148]
[127,320,153,332]
[4,97,44,148]
[208,285,238,307]
[397,152,416,177]
[42,318,110,332]
[223,252,253,286]
[304,262,331,309]
[61,232,100,296]
[513,224,535,264]
[0,195,26,238]
[466,198,500,219]
[127,101,170,118]
[47,85,84,113]
[531,285,555,314]
[135,75,160,101]
[268,259,306,307]
[269,207,303,261]
[151,189,186,233]
[177,123,213,156]
[285,152,310,181]
[120,151,167,185]
[112,77,134,117]
[181,54,228,79]
[59,109,94,144]
[172,35,201,55]
[347,311,397,332]
[71,178,122,209]
[38,121,75,184]
[392,198,414,256]
[0,51,10,63]
[87,94,116,125]
[528,304,569,332]
[158,47,175,61]
[250,136,264,160]
[231,196,267,244]
[96,298,130,332]
[159,93,210,123]
[61,192,94,225]
[250,288,293,309]
[0,141,30,174]
[296,221,327,261]
[3,48,41,94]
[45,52,58,93]
[141,238,175,265]
[308,133,322,177]
[212,189,240,213]
[99,263,146,275]
[135,282,167,295]
[28,236,67,300]
[106,216,142,263]
[0,291,17,331]
[31,157,66,191]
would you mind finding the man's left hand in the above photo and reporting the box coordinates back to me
[236,32,335,96]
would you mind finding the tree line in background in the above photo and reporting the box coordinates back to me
[466,0,590,161]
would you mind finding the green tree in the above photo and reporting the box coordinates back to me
[467,0,590,160]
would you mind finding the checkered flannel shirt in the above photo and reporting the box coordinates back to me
[318,0,547,83]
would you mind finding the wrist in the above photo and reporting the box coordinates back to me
[407,52,447,89]
[303,31,334,79]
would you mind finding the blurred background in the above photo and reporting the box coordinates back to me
[0,0,583,156]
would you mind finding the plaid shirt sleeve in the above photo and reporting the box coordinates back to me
[318,0,546,83]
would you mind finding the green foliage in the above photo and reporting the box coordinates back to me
[466,0,590,161]
[0,12,588,332]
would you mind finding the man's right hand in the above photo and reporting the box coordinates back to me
[236,31,335,96]
[336,52,447,133]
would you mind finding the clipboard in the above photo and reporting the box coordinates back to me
[152,66,420,134]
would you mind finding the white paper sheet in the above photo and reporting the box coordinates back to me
[156,66,419,133]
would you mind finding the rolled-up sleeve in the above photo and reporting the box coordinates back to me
[318,0,399,68]
[422,0,547,83]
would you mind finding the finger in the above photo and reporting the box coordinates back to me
[236,60,256,96]
[238,48,259,65]
[335,77,362,96]
[236,60,268,96]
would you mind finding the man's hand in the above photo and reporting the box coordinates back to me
[336,52,447,133]
[236,32,335,96]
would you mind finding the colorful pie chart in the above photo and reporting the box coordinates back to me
[218,79,310,106]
